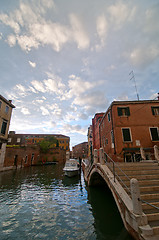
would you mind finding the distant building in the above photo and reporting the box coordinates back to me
[72,142,88,159]
[92,112,104,150]
[7,132,70,151]
[99,99,159,162]
[0,95,15,169]
[87,125,93,161]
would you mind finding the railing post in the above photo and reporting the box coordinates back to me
[154,145,159,162]
[99,148,105,164]
[66,151,70,161]
[130,178,142,215]
[140,147,146,161]
[94,149,98,164]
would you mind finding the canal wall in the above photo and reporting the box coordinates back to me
[0,146,66,172]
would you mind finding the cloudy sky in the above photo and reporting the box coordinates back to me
[0,0,159,148]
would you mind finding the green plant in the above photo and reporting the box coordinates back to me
[39,136,57,153]
[52,156,57,162]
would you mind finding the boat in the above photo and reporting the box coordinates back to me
[63,159,80,177]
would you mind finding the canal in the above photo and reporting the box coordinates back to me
[0,164,133,240]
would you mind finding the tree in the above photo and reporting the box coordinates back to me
[39,136,57,153]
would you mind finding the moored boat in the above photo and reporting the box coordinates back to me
[63,159,80,177]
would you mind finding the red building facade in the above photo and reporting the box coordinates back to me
[99,100,159,162]
[72,142,88,159]
[92,113,104,150]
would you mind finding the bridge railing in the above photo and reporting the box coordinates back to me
[104,152,131,195]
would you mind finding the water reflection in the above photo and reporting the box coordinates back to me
[0,164,133,240]
[87,185,133,240]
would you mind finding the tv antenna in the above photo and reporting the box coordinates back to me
[129,70,139,101]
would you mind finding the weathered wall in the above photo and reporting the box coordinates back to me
[100,101,159,162]
[3,146,66,170]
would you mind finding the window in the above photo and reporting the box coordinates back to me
[111,130,114,148]
[111,130,114,143]
[151,107,159,116]
[1,120,7,135]
[5,105,9,113]
[117,107,130,116]
[108,112,111,122]
[122,128,132,142]
[25,155,28,163]
[150,128,159,141]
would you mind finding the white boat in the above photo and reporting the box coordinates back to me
[63,159,80,177]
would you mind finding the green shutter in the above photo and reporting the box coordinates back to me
[117,107,122,116]
[126,107,130,116]
[151,107,155,115]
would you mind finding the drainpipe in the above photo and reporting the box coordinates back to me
[110,105,116,154]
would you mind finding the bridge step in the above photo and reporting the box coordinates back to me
[123,186,159,194]
[142,202,159,210]
[141,193,159,201]
[152,226,159,235]
[115,164,159,173]
[116,169,159,176]
[117,174,159,181]
[106,161,159,237]
[121,180,159,187]
[147,213,159,222]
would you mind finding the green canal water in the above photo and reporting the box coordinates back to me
[0,164,133,240]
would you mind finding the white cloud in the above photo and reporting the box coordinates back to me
[40,106,49,115]
[16,34,39,52]
[7,34,16,47]
[69,14,90,49]
[96,14,108,50]
[31,80,46,93]
[129,45,159,67]
[108,2,135,29]
[29,61,36,68]
[67,76,94,99]
[150,92,159,100]
[62,123,87,135]
[15,84,28,96]
[21,107,30,115]
[0,2,90,52]
[0,13,20,33]
[73,91,108,115]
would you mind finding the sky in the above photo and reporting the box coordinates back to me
[0,0,159,149]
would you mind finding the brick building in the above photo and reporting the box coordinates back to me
[99,99,159,162]
[87,125,93,161]
[8,132,70,151]
[92,113,104,150]
[0,95,15,170]
[72,142,88,159]
[4,145,66,169]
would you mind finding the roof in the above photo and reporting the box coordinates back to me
[0,95,15,108]
[8,132,70,139]
[111,99,159,106]
[99,99,159,126]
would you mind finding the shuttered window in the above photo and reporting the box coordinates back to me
[1,120,7,135]
[122,128,131,142]
[108,112,111,122]
[117,107,130,116]
[151,107,159,116]
[150,128,159,141]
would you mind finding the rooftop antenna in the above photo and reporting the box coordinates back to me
[129,70,139,101]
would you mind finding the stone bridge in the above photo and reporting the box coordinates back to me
[82,147,159,240]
